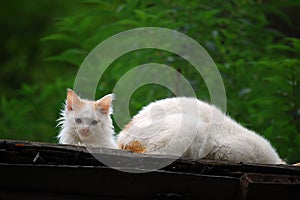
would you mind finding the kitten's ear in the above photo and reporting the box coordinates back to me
[95,94,114,114]
[66,89,81,111]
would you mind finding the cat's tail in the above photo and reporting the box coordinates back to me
[293,162,300,166]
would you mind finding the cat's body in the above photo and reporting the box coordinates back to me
[118,97,284,164]
[57,89,117,148]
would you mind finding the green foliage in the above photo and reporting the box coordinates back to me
[1,0,299,163]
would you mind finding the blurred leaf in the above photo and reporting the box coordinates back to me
[41,33,79,44]
[45,48,86,66]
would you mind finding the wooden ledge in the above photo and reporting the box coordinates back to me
[0,139,299,199]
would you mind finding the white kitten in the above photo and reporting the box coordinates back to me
[118,97,284,164]
[57,89,117,148]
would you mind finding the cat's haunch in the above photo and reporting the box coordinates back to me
[118,97,285,164]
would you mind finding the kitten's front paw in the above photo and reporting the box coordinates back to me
[77,141,85,146]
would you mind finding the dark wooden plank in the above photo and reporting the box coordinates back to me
[0,163,238,200]
[0,189,123,200]
[237,173,300,200]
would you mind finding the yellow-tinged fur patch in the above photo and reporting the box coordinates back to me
[119,140,146,153]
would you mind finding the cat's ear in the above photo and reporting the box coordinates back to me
[66,89,81,111]
[95,94,114,114]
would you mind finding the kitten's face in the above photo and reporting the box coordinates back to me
[64,89,113,140]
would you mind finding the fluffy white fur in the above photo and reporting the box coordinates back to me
[57,89,117,148]
[118,97,284,164]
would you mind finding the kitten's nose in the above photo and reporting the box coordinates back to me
[79,127,90,136]
[82,128,89,133]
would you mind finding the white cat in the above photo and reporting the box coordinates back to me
[118,97,284,164]
[57,89,117,148]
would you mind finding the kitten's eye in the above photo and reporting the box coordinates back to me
[91,120,98,125]
[75,118,82,123]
